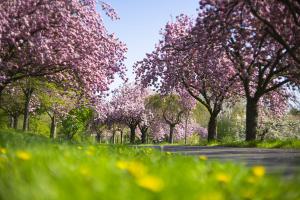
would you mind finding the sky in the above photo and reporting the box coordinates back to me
[100,0,199,89]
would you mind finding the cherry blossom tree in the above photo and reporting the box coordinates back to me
[0,0,126,102]
[135,15,240,141]
[200,0,300,72]
[198,1,298,141]
[138,109,155,144]
[108,84,149,144]
[147,113,206,143]
[146,93,194,144]
[175,120,208,142]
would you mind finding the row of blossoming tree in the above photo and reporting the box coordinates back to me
[0,0,207,144]
[0,0,299,143]
[93,84,207,144]
[0,0,126,137]
[134,0,299,141]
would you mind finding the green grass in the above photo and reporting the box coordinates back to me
[139,140,300,149]
[0,129,300,200]
[203,140,300,149]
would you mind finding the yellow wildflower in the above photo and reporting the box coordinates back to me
[252,166,265,178]
[116,160,147,178]
[199,155,207,161]
[116,160,128,170]
[16,151,31,161]
[136,175,164,192]
[0,147,7,154]
[216,173,231,183]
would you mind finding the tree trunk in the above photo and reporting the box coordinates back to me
[168,124,175,144]
[9,115,14,128]
[22,88,33,132]
[184,115,188,145]
[245,98,259,141]
[120,130,123,144]
[111,131,115,144]
[141,128,147,144]
[129,126,136,144]
[207,114,217,142]
[13,115,18,129]
[0,85,4,106]
[50,116,57,139]
[96,132,101,143]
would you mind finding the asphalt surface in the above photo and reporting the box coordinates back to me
[141,145,300,176]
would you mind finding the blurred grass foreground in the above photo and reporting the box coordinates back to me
[0,129,300,200]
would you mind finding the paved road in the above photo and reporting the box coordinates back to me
[142,146,300,176]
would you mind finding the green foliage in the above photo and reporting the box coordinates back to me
[61,106,94,140]
[257,116,300,140]
[216,102,246,141]
[1,130,300,200]
[192,103,209,127]
[146,94,185,116]
[29,114,51,137]
[0,110,8,129]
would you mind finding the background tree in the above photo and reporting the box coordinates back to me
[61,106,94,140]
[38,83,79,138]
[138,109,155,144]
[146,94,190,144]
[0,85,24,129]
[135,15,240,141]
[108,84,149,144]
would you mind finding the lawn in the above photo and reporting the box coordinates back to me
[139,140,300,149]
[0,129,300,200]
[200,140,300,149]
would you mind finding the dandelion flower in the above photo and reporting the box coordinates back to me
[136,175,164,192]
[16,151,31,161]
[116,160,128,170]
[252,166,265,178]
[216,173,231,183]
[199,155,207,161]
[116,161,147,178]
